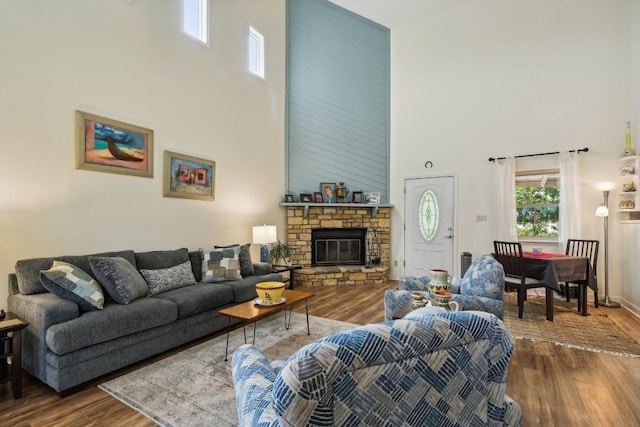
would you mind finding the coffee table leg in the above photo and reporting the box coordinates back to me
[252,321,257,345]
[305,299,310,335]
[285,307,292,330]
[224,316,231,362]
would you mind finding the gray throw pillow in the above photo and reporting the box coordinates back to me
[89,256,148,304]
[40,261,104,311]
[140,260,197,296]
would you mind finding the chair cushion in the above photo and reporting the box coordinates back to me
[460,254,504,300]
[40,261,104,311]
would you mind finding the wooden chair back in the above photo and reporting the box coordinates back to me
[565,239,599,276]
[493,241,525,278]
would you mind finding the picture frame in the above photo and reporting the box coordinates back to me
[300,193,313,202]
[352,191,364,203]
[314,192,323,203]
[284,194,294,203]
[320,182,337,203]
[163,150,216,201]
[75,110,153,178]
[364,191,380,204]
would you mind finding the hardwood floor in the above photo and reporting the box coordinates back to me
[1,282,639,426]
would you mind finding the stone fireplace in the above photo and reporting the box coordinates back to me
[285,205,391,286]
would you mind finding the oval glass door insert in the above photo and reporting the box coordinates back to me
[419,190,439,241]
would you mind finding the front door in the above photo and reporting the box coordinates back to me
[404,176,456,277]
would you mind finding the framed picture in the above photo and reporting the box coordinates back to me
[314,192,323,203]
[163,150,216,201]
[352,191,363,203]
[364,191,380,204]
[75,110,153,178]
[300,193,313,202]
[320,182,337,203]
[284,194,294,203]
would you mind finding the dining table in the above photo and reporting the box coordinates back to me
[522,251,597,316]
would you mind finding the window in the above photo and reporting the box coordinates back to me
[182,0,208,45]
[516,169,559,239]
[248,26,265,79]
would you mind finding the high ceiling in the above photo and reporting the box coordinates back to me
[328,0,442,28]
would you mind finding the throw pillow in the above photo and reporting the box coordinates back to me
[214,243,254,277]
[201,246,242,282]
[140,260,197,296]
[40,261,104,311]
[460,254,504,300]
[89,256,148,304]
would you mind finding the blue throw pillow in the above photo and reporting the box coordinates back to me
[89,256,148,304]
[40,261,104,311]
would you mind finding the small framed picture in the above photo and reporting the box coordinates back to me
[364,191,380,204]
[320,182,337,203]
[352,191,363,203]
[300,193,313,202]
[314,192,323,203]
[284,194,294,203]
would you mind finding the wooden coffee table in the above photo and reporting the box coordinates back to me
[219,289,315,361]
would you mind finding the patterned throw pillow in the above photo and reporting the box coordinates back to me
[89,256,148,304]
[40,261,104,311]
[201,246,242,282]
[140,260,197,296]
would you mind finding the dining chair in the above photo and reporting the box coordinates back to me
[564,239,599,312]
[493,241,549,319]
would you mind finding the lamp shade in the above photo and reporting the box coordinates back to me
[252,225,277,244]
[595,204,609,217]
[594,181,617,192]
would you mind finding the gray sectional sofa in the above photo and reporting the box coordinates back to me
[7,247,283,393]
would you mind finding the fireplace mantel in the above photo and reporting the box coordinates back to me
[280,202,393,218]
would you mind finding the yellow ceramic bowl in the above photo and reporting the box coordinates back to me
[256,281,285,303]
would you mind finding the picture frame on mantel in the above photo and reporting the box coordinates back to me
[320,182,337,203]
[314,192,323,203]
[352,191,364,203]
[364,191,380,204]
[163,150,216,201]
[75,110,153,178]
[300,193,313,202]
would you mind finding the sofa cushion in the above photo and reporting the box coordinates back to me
[201,246,242,282]
[135,248,190,270]
[226,273,284,303]
[40,261,104,311]
[460,254,504,300]
[140,260,197,296]
[153,283,234,319]
[45,297,177,355]
[89,256,148,304]
[15,250,136,295]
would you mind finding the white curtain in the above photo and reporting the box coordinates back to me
[497,157,518,241]
[559,151,581,247]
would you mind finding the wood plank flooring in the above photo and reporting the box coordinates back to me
[1,281,639,426]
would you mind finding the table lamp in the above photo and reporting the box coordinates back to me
[594,181,619,308]
[252,223,277,263]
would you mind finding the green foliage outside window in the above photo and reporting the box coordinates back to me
[516,186,560,237]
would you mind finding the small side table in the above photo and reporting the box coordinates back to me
[271,265,302,289]
[0,312,29,399]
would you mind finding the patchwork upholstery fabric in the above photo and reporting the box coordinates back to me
[201,246,242,282]
[140,260,197,296]
[89,256,148,304]
[392,254,505,320]
[40,261,104,311]
[232,311,522,427]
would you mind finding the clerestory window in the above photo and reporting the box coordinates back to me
[248,26,265,79]
[182,0,208,45]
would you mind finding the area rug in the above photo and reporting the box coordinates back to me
[502,292,640,357]
[99,313,357,427]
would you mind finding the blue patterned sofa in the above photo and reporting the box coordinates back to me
[232,311,521,426]
[385,254,505,321]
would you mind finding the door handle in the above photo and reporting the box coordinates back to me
[444,226,454,239]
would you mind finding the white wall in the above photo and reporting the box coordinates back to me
[389,0,633,303]
[0,0,286,309]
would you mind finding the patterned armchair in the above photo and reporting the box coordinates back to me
[385,254,505,321]
[232,311,521,427]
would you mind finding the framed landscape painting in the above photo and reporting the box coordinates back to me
[163,150,216,201]
[75,110,153,178]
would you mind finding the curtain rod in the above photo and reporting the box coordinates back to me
[488,147,589,162]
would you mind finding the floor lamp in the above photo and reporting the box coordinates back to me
[595,182,620,308]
